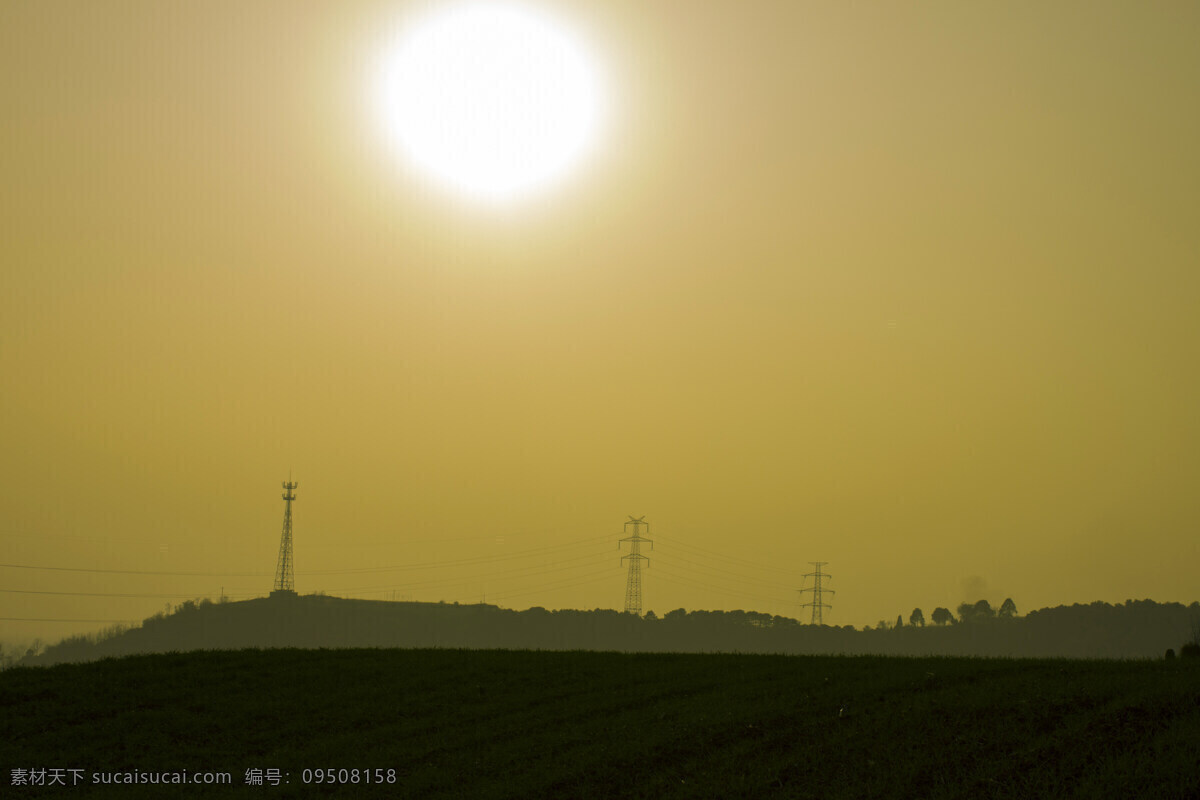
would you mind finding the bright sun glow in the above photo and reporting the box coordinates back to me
[373,2,607,205]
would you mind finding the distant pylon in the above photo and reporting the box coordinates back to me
[619,516,652,615]
[798,561,833,624]
[273,480,298,595]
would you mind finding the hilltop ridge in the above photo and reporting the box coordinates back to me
[17,594,1199,666]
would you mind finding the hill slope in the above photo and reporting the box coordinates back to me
[20,594,1200,666]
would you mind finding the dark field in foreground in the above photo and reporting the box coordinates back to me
[2,649,1199,798]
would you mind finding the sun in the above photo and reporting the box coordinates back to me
[372,1,608,205]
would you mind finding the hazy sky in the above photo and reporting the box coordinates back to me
[4,0,1199,644]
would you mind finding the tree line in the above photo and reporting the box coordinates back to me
[875,597,1020,630]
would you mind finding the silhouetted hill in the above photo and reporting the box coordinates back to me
[17,594,1199,667]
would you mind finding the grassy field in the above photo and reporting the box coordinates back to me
[2,649,1199,798]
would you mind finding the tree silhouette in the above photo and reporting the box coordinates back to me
[931,607,953,626]
[958,600,996,624]
[909,608,925,627]
[998,598,1017,618]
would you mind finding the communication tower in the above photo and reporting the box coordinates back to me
[798,561,833,624]
[619,516,652,615]
[271,480,298,598]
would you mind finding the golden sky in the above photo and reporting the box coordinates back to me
[3,0,1199,644]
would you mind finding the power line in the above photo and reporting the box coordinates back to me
[333,552,612,596]
[798,561,833,624]
[0,589,256,599]
[0,532,613,580]
[304,533,614,575]
[650,548,797,591]
[0,563,265,577]
[0,617,141,623]
[619,516,651,615]
[654,533,797,576]
[336,567,618,606]
[652,565,788,609]
[0,527,602,548]
[486,569,617,604]
[1,522,821,620]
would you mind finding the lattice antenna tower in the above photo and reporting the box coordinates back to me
[798,561,833,624]
[272,479,298,596]
[618,516,653,615]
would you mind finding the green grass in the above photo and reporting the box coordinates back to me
[3,649,1199,798]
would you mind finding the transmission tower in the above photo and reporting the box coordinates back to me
[272,479,298,597]
[798,561,833,624]
[618,516,652,615]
